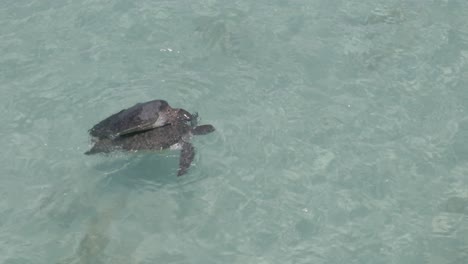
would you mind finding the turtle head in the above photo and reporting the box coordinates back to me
[173,109,200,127]
[175,108,192,122]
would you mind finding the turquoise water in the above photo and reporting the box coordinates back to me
[1,0,468,263]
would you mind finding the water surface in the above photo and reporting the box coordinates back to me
[1,0,468,263]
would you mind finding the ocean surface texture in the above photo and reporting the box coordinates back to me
[1,0,468,263]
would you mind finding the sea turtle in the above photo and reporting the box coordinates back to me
[85,112,215,176]
[88,99,193,140]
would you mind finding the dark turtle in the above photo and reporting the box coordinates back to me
[89,100,192,140]
[85,117,215,176]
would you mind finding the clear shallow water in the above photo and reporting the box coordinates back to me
[1,0,468,263]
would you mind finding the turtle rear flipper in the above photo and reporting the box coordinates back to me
[84,139,114,155]
[177,142,195,176]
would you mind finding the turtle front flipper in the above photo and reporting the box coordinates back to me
[192,124,215,135]
[177,142,195,176]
